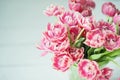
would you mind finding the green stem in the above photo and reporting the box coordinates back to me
[107,57,120,69]
[73,28,85,46]
[66,25,73,46]
[116,23,119,35]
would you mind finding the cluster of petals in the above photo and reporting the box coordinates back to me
[44,23,67,43]
[84,29,106,48]
[104,33,120,51]
[113,14,120,25]
[77,14,96,30]
[37,22,70,55]
[69,26,82,42]
[44,4,64,16]
[93,67,113,80]
[96,20,116,33]
[59,11,78,26]
[68,0,95,17]
[66,47,84,62]
[53,52,73,72]
[78,59,100,80]
[102,2,117,17]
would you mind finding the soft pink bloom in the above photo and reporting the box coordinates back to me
[36,37,54,56]
[78,59,100,80]
[69,26,82,42]
[53,53,73,72]
[97,20,116,33]
[104,33,120,51]
[44,23,67,43]
[37,37,70,54]
[101,67,113,80]
[51,38,70,52]
[81,8,92,17]
[66,47,84,62]
[77,14,95,30]
[85,0,95,8]
[93,67,113,80]
[84,29,105,48]
[68,0,84,12]
[102,2,117,17]
[113,14,120,25]
[44,4,64,16]
[59,11,78,26]
[68,0,95,16]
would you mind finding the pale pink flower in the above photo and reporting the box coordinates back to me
[44,4,64,16]
[78,59,100,80]
[84,29,105,48]
[77,14,95,30]
[101,67,112,80]
[36,37,54,56]
[85,0,95,8]
[81,8,92,17]
[68,0,95,15]
[44,23,67,43]
[93,67,112,80]
[113,14,120,25]
[37,37,70,55]
[97,20,116,33]
[51,38,70,52]
[69,26,82,42]
[102,2,117,17]
[68,0,84,12]
[53,53,73,72]
[59,11,78,26]
[66,47,84,62]
[104,33,120,51]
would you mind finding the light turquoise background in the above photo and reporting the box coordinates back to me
[0,0,120,80]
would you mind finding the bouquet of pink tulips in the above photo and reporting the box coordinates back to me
[37,0,120,80]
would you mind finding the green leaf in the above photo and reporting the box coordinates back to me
[98,60,109,68]
[89,51,110,60]
[87,48,95,57]
[94,47,105,54]
[74,37,85,48]
[107,48,120,57]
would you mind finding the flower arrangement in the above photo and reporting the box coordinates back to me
[37,0,120,80]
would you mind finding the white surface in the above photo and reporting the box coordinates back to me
[0,0,120,80]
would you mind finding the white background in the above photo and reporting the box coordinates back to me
[0,0,120,80]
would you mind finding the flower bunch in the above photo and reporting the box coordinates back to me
[37,0,120,80]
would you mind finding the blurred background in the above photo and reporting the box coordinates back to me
[0,0,120,80]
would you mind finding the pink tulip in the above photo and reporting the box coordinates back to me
[59,11,78,26]
[94,67,113,80]
[104,33,120,51]
[97,20,116,33]
[69,26,82,42]
[53,53,73,72]
[66,47,84,62]
[113,14,120,25]
[69,2,84,12]
[102,2,117,17]
[44,23,67,43]
[78,59,100,80]
[81,8,92,17]
[68,0,95,16]
[36,37,54,56]
[84,29,105,48]
[77,14,95,30]
[101,67,113,80]
[85,0,95,8]
[44,4,64,16]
